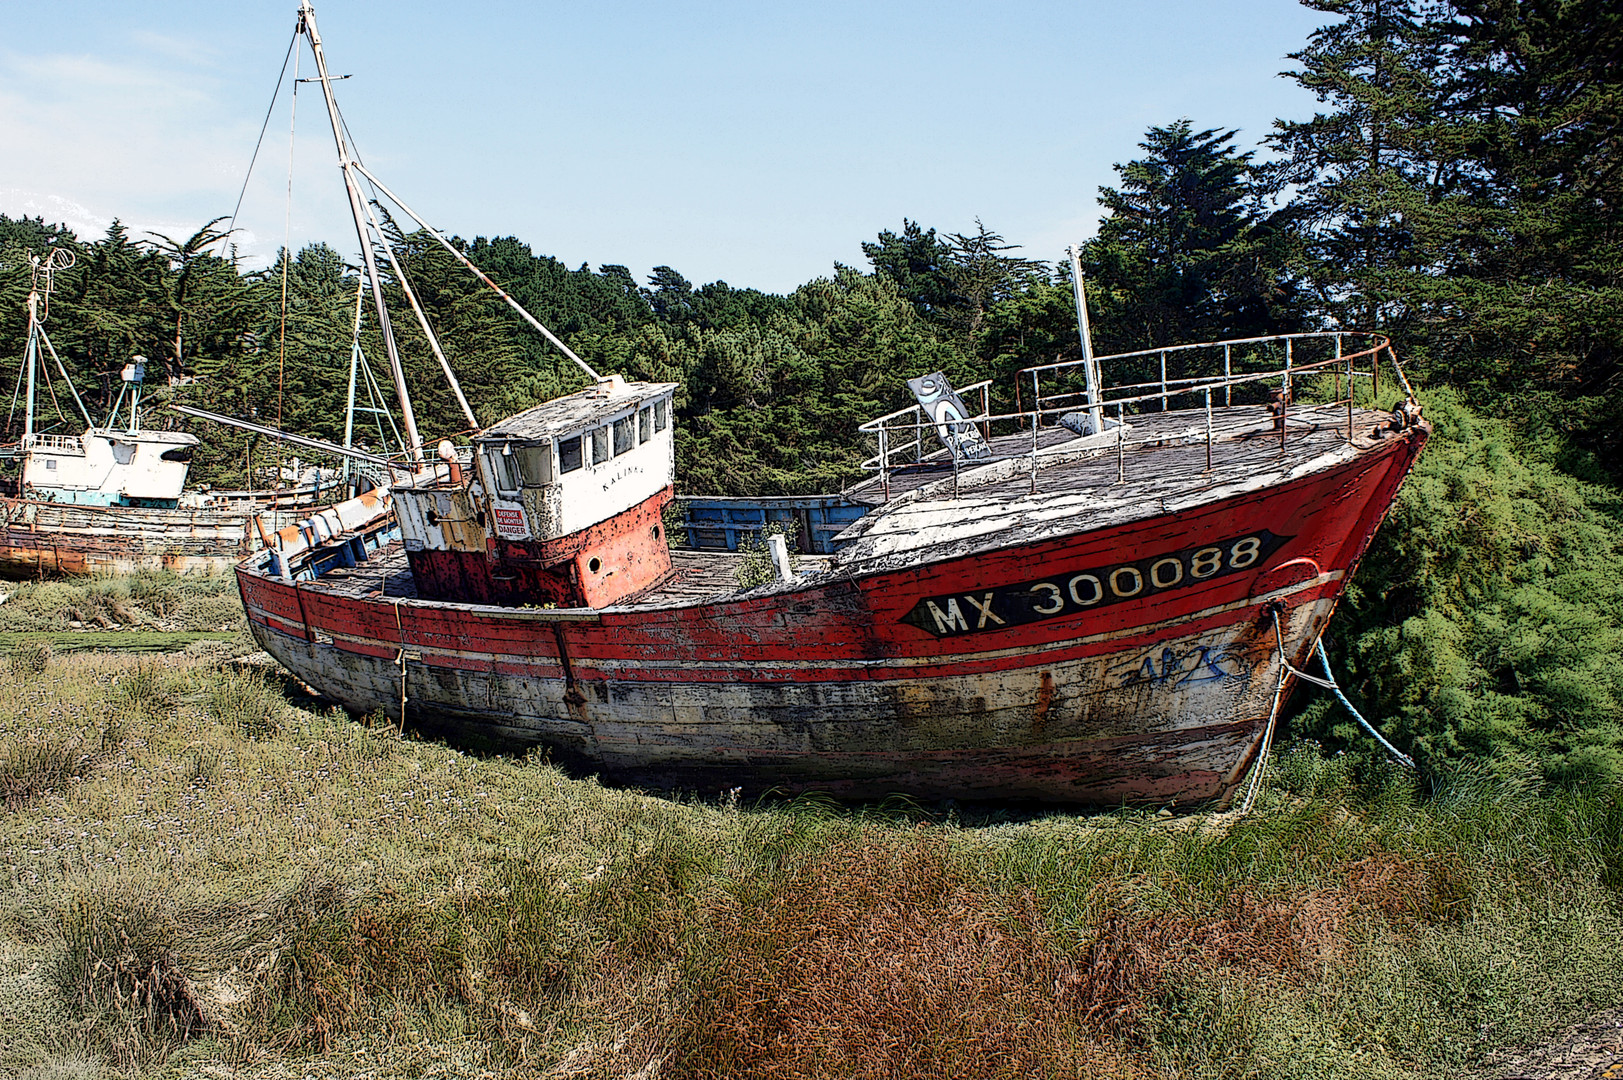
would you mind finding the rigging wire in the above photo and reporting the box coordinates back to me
[274,42,302,489]
[5,335,25,435]
[220,28,300,259]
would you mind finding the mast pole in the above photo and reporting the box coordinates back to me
[23,274,38,441]
[1066,245,1103,432]
[343,275,364,490]
[298,0,425,463]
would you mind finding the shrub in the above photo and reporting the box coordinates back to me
[734,519,800,589]
[1298,389,1623,787]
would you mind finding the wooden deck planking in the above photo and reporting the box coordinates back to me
[848,405,1387,505]
[304,544,831,610]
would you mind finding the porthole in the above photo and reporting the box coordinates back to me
[652,525,661,540]
[588,557,602,574]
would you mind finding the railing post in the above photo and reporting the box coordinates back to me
[1116,402,1126,483]
[1030,408,1038,494]
[1205,387,1213,471]
[879,427,890,503]
[914,410,923,464]
[1159,351,1168,411]
[981,382,991,444]
[1280,380,1289,449]
[1373,336,1380,399]
[1346,341,1354,445]
[1285,337,1294,401]
[1224,343,1232,407]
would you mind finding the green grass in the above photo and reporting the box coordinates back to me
[0,571,246,635]
[0,632,242,655]
[0,652,1617,1079]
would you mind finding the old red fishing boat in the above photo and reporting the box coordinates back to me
[234,0,1427,805]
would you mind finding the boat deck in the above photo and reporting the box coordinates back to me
[309,544,833,609]
[299,401,1397,611]
[845,403,1393,505]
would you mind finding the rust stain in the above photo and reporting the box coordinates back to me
[1033,670,1055,731]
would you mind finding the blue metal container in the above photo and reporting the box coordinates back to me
[676,495,869,554]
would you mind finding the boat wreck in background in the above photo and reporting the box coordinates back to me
[0,248,348,576]
[234,0,1427,806]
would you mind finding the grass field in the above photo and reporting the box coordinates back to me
[0,585,1619,1079]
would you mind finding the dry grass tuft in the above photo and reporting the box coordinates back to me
[0,733,95,807]
[1346,850,1473,926]
[254,873,469,1051]
[9,638,53,675]
[54,886,214,1065]
[206,666,286,738]
[669,837,1142,1080]
[105,660,170,719]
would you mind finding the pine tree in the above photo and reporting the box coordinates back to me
[1083,119,1303,354]
[1269,0,1470,336]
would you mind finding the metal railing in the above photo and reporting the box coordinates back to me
[20,432,85,455]
[855,332,1414,502]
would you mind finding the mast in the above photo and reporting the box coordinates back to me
[1066,245,1103,432]
[23,273,38,441]
[298,0,425,463]
[19,248,91,441]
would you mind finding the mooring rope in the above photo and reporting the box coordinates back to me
[1269,608,1413,768]
[392,597,409,734]
[1243,608,1417,813]
[1313,638,1415,769]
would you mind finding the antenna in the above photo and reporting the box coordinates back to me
[1066,245,1103,433]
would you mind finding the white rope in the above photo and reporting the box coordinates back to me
[393,597,409,734]
[1239,658,1289,814]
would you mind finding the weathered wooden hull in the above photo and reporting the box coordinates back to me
[0,497,316,577]
[237,424,1426,806]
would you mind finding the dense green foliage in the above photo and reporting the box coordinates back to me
[1,0,1621,784]
[1300,390,1623,783]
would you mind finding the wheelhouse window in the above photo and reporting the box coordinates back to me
[515,444,552,486]
[558,435,583,473]
[613,416,634,456]
[590,426,609,465]
[654,398,668,432]
[638,407,652,443]
[490,447,520,493]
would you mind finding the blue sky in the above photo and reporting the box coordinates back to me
[1,0,1329,294]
